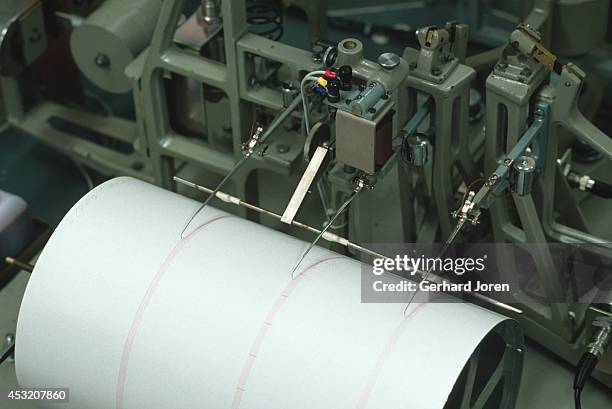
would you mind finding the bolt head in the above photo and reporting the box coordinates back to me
[377,52,401,69]
[94,53,110,69]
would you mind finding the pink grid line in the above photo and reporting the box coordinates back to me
[115,214,231,409]
[356,302,428,408]
[230,253,343,409]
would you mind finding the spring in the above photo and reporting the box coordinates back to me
[246,0,284,41]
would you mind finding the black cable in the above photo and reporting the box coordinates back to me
[574,388,582,409]
[590,178,612,199]
[573,352,599,409]
[567,173,612,199]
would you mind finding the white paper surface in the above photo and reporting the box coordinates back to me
[16,177,515,409]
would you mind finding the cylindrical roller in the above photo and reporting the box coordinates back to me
[404,133,430,166]
[70,0,162,93]
[512,155,537,196]
[16,177,523,409]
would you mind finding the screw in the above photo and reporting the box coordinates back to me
[503,158,512,166]
[94,53,110,69]
[381,93,389,100]
[534,108,544,117]
[496,62,508,70]
[276,143,290,153]
[568,311,577,326]
[368,107,377,114]
[431,68,442,76]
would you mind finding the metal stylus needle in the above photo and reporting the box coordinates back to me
[403,218,466,315]
[179,94,302,238]
[290,187,363,278]
[180,154,251,239]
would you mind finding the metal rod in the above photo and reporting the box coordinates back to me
[174,176,383,257]
[0,342,15,365]
[173,176,523,315]
[259,93,302,145]
[5,257,34,273]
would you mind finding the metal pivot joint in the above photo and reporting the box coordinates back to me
[453,102,549,227]
[241,126,265,156]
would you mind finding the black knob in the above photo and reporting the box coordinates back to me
[338,65,352,91]
[327,78,340,103]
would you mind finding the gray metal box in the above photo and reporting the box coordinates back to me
[335,104,394,173]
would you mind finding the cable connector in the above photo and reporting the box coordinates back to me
[573,316,612,409]
[587,316,612,358]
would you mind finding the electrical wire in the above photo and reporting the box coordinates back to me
[573,352,600,409]
[300,70,326,132]
[574,388,582,409]
[300,74,321,131]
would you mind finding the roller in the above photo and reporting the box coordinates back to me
[70,0,162,93]
[16,177,523,409]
